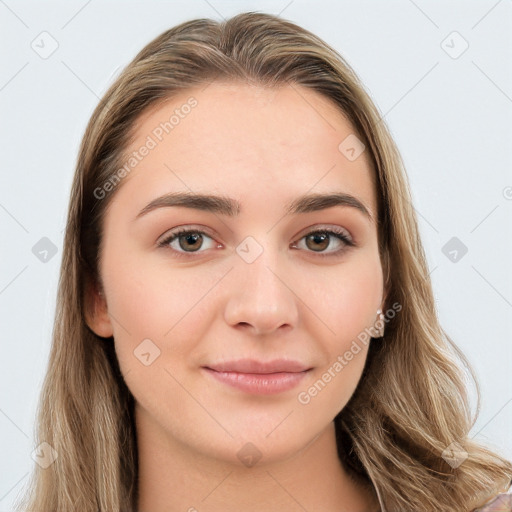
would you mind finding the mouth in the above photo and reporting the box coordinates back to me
[201,359,313,395]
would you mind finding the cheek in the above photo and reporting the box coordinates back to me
[301,252,383,347]
[294,261,381,415]
[101,251,221,366]
[103,265,168,337]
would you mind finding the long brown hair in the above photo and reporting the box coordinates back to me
[15,11,512,512]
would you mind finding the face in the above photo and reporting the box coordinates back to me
[88,81,384,465]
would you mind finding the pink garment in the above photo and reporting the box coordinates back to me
[473,492,512,511]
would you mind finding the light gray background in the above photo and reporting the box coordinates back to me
[1,0,511,509]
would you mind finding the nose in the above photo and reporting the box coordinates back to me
[223,247,300,337]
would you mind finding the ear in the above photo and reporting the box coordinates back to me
[84,277,114,338]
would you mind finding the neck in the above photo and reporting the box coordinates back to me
[135,403,379,512]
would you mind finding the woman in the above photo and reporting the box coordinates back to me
[15,11,512,512]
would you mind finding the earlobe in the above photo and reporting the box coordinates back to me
[84,278,114,338]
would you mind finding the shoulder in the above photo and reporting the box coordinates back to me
[472,492,512,511]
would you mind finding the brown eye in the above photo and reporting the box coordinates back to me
[293,228,354,257]
[305,232,330,252]
[178,232,203,252]
[158,228,217,255]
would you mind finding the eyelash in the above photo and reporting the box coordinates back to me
[157,226,355,259]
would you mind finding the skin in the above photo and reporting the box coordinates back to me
[86,82,385,512]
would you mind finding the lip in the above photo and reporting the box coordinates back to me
[202,359,312,395]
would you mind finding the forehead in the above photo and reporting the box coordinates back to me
[115,81,376,218]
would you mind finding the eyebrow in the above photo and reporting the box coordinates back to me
[135,191,373,223]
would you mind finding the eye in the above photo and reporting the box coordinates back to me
[157,227,218,257]
[291,227,355,257]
